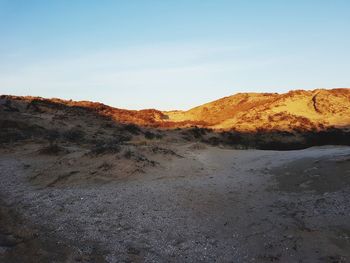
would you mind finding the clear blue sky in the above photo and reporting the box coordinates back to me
[0,0,349,110]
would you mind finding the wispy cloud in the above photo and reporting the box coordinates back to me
[0,42,292,109]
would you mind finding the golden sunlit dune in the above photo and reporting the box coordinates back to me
[164,88,350,131]
[3,88,349,132]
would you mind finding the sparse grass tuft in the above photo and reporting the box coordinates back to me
[123,124,141,135]
[63,128,85,142]
[144,131,156,139]
[39,144,65,155]
[144,131,163,140]
[89,140,121,155]
[123,149,133,159]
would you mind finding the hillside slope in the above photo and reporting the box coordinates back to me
[1,88,350,132]
[164,88,350,131]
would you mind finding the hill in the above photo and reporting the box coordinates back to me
[2,88,350,132]
[1,88,350,151]
[164,88,350,131]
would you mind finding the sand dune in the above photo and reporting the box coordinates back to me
[2,88,350,132]
[1,89,350,262]
[165,88,350,131]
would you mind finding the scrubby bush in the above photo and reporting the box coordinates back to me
[63,128,85,142]
[205,136,221,146]
[123,124,141,135]
[144,131,162,140]
[102,122,115,128]
[0,129,27,144]
[155,133,163,139]
[305,129,350,146]
[113,133,132,143]
[144,131,156,139]
[0,119,45,144]
[89,140,121,155]
[220,132,242,146]
[150,146,180,156]
[46,130,60,146]
[190,127,206,138]
[2,100,19,112]
[39,144,65,155]
[98,161,113,171]
[123,149,133,159]
[181,126,208,140]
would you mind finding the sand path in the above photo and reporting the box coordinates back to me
[1,145,350,262]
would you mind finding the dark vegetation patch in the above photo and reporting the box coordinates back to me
[89,140,122,156]
[0,119,45,144]
[186,127,210,138]
[122,148,158,166]
[253,129,350,150]
[123,149,133,159]
[1,99,19,112]
[1,96,350,151]
[26,99,65,113]
[101,122,115,129]
[111,133,132,143]
[38,144,66,155]
[144,131,162,140]
[181,127,211,141]
[46,171,80,187]
[271,155,350,194]
[203,136,221,146]
[150,146,182,157]
[304,128,350,147]
[45,130,60,144]
[123,124,141,135]
[180,126,350,150]
[62,128,85,142]
[98,161,113,171]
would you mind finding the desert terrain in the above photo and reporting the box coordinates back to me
[1,89,350,262]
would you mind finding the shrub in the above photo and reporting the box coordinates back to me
[181,127,207,140]
[205,136,221,146]
[150,146,180,156]
[89,141,121,155]
[98,161,113,171]
[113,133,132,143]
[0,129,27,144]
[63,128,85,142]
[123,124,141,135]
[123,149,133,159]
[102,122,115,128]
[0,120,45,144]
[39,144,65,155]
[190,127,206,138]
[144,131,156,139]
[155,133,163,139]
[305,129,350,146]
[46,130,60,145]
[3,100,19,112]
[220,132,242,146]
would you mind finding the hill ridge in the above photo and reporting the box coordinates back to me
[1,88,349,132]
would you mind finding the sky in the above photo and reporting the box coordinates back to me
[0,0,349,110]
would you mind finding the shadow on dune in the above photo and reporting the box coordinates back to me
[1,95,350,151]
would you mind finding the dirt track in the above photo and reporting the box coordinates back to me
[1,145,350,262]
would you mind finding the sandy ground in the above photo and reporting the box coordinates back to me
[1,144,350,262]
